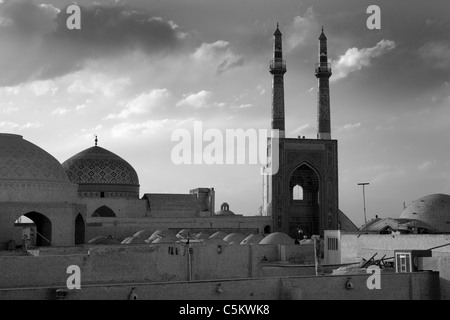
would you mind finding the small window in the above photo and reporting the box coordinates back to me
[100,192,105,198]
[293,185,303,200]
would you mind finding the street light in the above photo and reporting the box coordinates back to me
[357,182,370,226]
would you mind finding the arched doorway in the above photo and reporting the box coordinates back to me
[263,225,271,234]
[288,163,320,238]
[16,212,52,247]
[92,206,116,217]
[75,214,85,245]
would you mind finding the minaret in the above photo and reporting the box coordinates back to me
[269,23,286,138]
[315,27,332,140]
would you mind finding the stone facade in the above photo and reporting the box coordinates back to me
[264,139,339,237]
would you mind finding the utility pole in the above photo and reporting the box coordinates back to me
[357,183,370,225]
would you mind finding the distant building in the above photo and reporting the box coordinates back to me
[400,194,450,233]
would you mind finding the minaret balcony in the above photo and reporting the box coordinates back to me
[270,59,286,71]
[315,63,332,75]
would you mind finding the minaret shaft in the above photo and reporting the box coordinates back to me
[270,25,286,138]
[315,28,332,140]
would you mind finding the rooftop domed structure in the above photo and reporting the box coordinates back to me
[62,145,140,198]
[223,232,246,244]
[259,232,295,245]
[215,203,236,216]
[400,194,450,233]
[0,133,77,202]
[240,234,264,245]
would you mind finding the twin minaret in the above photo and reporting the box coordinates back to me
[269,24,287,138]
[270,25,332,139]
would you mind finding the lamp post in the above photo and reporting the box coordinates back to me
[357,183,369,226]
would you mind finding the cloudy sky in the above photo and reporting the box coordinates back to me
[0,0,449,227]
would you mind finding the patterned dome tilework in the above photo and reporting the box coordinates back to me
[62,146,139,186]
[0,134,69,182]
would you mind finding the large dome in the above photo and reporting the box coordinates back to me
[0,133,77,202]
[62,146,140,198]
[400,194,450,233]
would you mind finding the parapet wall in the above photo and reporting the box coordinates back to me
[0,243,314,289]
[0,271,440,300]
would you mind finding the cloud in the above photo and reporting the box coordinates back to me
[292,123,314,136]
[106,89,171,119]
[336,122,362,132]
[67,74,131,97]
[28,80,57,96]
[21,122,42,129]
[0,0,59,34]
[331,40,396,81]
[77,125,103,140]
[0,103,18,114]
[256,85,266,95]
[230,104,252,109]
[0,120,42,130]
[192,41,244,74]
[417,160,436,171]
[285,7,318,51]
[111,119,179,138]
[0,1,186,86]
[176,90,213,109]
[51,107,70,115]
[418,41,450,69]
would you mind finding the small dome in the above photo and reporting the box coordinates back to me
[132,229,154,239]
[121,237,133,244]
[203,238,228,245]
[194,232,210,240]
[177,229,192,239]
[209,231,229,240]
[88,236,120,245]
[259,232,295,245]
[223,233,246,244]
[122,236,147,244]
[151,236,176,244]
[0,134,77,202]
[215,202,235,216]
[400,194,450,233]
[62,145,140,198]
[240,234,265,245]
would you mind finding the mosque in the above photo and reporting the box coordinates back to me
[0,26,448,252]
[1,26,450,301]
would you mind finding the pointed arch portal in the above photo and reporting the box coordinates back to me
[288,163,320,238]
[22,212,52,247]
[75,214,85,245]
[92,206,116,218]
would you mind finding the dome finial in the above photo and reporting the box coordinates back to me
[94,134,98,146]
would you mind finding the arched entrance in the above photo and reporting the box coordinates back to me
[288,163,320,239]
[92,206,116,217]
[75,214,85,245]
[16,212,52,247]
[264,225,271,234]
